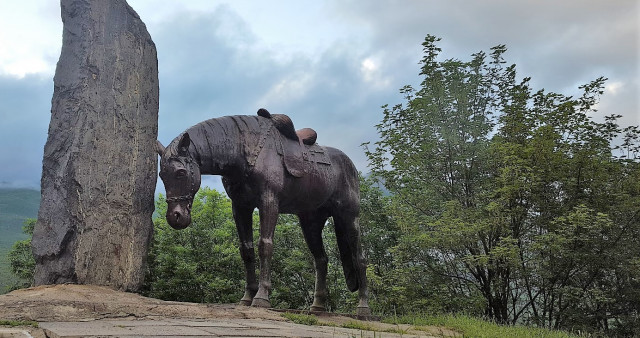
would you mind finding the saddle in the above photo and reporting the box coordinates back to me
[257,108,325,177]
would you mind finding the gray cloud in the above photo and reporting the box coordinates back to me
[2,1,637,190]
[0,75,51,188]
[154,7,298,140]
[330,0,639,125]
[151,6,407,173]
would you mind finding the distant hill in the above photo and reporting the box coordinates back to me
[0,188,40,291]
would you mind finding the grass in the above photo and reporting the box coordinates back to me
[281,312,319,326]
[0,319,39,328]
[283,311,582,337]
[281,314,410,335]
[383,326,410,335]
[385,314,583,338]
[341,321,375,331]
[342,321,409,335]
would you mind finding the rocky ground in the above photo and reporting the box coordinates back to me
[0,284,459,337]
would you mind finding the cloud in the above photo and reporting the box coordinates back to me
[361,57,391,89]
[328,0,639,125]
[2,0,638,191]
[151,7,278,139]
[0,2,402,192]
[0,1,60,77]
[605,82,624,96]
[150,6,406,173]
[0,75,52,188]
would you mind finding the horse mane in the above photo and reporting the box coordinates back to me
[164,116,253,163]
[164,111,318,167]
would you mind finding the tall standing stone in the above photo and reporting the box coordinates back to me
[32,0,158,291]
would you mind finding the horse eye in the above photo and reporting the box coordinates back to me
[176,169,187,177]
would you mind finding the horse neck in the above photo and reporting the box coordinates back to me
[187,117,244,176]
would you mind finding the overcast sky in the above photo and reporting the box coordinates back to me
[0,0,638,191]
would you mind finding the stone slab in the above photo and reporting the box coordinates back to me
[0,329,33,338]
[38,319,427,337]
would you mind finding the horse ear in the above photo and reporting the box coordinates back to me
[178,133,191,155]
[156,140,166,156]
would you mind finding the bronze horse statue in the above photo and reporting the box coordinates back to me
[156,109,370,315]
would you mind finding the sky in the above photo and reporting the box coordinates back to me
[0,0,638,191]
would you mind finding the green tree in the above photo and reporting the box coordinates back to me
[269,213,316,309]
[144,188,245,303]
[365,34,640,333]
[365,35,512,322]
[491,74,640,332]
[7,218,36,290]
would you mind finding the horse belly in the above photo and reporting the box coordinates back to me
[278,170,335,213]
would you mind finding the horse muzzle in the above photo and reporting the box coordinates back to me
[166,202,192,229]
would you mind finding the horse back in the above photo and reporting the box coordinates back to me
[324,146,360,216]
[254,139,358,215]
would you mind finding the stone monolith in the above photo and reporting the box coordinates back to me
[32,0,158,291]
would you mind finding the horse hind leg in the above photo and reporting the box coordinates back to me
[299,211,329,312]
[333,213,371,316]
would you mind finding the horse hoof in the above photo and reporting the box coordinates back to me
[238,299,252,306]
[251,297,271,308]
[310,305,326,312]
[356,306,371,317]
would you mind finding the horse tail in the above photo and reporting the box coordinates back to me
[324,147,365,292]
[332,151,364,292]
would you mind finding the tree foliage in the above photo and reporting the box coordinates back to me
[143,188,244,303]
[7,218,36,291]
[364,35,640,334]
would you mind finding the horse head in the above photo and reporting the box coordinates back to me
[156,132,201,230]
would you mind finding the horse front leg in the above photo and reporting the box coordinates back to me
[232,203,258,306]
[251,190,278,308]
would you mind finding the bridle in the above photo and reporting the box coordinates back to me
[165,155,199,203]
[166,195,193,203]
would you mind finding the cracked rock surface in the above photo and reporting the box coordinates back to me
[0,285,284,322]
[0,285,456,337]
[32,0,158,291]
